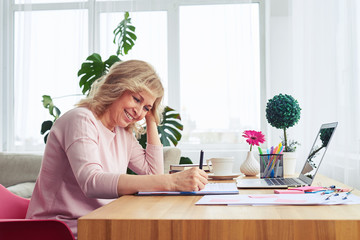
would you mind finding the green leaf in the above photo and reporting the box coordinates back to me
[41,120,53,135]
[87,53,102,62]
[127,32,137,41]
[79,74,90,87]
[163,120,183,131]
[138,134,147,149]
[156,106,183,146]
[180,157,193,164]
[78,53,121,95]
[164,106,175,112]
[53,106,61,119]
[41,120,54,144]
[127,168,137,175]
[104,55,121,67]
[113,12,137,56]
[78,53,107,95]
[49,105,54,116]
[128,25,135,31]
[44,133,49,144]
[164,113,181,120]
[42,95,61,119]
[159,133,171,146]
[164,126,182,141]
[42,95,52,108]
[165,133,177,146]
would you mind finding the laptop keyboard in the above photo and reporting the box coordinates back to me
[265,178,302,186]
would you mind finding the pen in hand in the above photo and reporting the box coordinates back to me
[199,150,204,170]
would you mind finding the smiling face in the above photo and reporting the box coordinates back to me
[101,90,156,131]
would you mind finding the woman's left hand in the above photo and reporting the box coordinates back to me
[145,110,156,124]
[144,110,161,146]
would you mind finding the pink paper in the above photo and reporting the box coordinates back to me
[248,195,278,198]
[274,190,304,194]
[290,186,324,191]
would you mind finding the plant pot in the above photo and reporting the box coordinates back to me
[283,152,297,176]
[240,151,260,176]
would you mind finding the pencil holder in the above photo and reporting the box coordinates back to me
[260,154,283,178]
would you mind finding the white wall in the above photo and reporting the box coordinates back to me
[267,0,360,189]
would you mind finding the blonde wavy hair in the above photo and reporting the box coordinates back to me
[77,60,164,135]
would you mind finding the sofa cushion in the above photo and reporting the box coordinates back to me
[0,153,42,187]
[7,182,36,199]
[163,147,181,174]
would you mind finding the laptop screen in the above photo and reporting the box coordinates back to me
[299,122,338,184]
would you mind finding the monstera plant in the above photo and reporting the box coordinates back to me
[78,12,135,95]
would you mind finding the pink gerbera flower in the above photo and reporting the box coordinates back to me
[242,130,266,151]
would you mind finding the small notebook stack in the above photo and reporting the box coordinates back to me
[169,163,211,174]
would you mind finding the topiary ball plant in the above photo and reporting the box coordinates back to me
[265,93,301,152]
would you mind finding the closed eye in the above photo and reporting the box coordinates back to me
[133,96,141,103]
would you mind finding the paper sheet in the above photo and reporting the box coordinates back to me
[195,193,360,205]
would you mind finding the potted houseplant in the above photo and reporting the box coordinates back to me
[265,93,301,175]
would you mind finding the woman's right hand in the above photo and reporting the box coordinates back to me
[169,168,208,192]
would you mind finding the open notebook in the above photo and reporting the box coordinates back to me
[137,182,238,195]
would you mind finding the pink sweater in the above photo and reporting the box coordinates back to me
[26,107,163,237]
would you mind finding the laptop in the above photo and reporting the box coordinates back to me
[237,122,338,189]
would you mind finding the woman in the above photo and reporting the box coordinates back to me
[26,60,208,237]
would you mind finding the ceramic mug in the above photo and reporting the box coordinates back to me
[206,157,234,176]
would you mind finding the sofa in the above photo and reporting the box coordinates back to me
[0,147,181,198]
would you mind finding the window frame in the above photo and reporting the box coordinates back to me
[1,0,266,153]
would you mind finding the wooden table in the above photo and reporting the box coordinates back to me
[78,174,360,240]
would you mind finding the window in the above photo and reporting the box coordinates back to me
[179,3,261,147]
[1,0,265,155]
[14,9,88,151]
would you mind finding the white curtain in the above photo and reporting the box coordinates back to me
[13,1,88,151]
[268,0,360,189]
